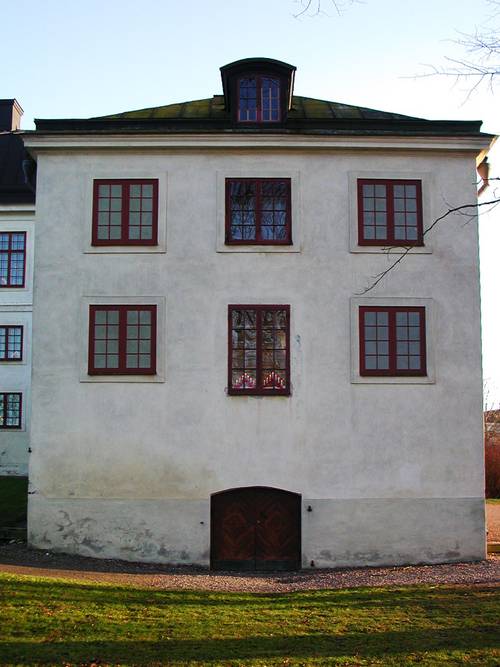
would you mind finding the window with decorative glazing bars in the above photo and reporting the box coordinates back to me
[0,232,26,287]
[88,305,157,375]
[0,326,23,361]
[0,393,22,428]
[358,180,423,246]
[226,179,291,244]
[238,76,281,122]
[228,305,290,395]
[359,306,426,376]
[92,180,158,245]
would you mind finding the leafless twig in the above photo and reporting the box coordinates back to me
[293,0,358,18]
[358,197,500,295]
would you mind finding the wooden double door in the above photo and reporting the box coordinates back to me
[211,486,301,571]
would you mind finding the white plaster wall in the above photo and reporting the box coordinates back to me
[0,208,34,475]
[28,147,485,564]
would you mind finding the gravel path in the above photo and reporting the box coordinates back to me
[0,543,498,593]
[487,502,500,541]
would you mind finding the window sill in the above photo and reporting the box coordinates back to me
[349,245,432,255]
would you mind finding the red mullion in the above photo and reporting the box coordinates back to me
[388,309,397,375]
[386,183,395,245]
[88,307,97,374]
[359,307,366,375]
[415,181,424,245]
[255,182,263,243]
[284,305,291,392]
[118,306,128,373]
[419,308,427,375]
[225,179,232,244]
[151,181,159,245]
[149,305,157,375]
[122,183,130,243]
[286,181,292,244]
[256,308,263,393]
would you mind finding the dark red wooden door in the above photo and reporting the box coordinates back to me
[211,487,301,571]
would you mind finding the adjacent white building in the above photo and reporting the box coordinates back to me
[0,99,35,476]
[24,59,495,569]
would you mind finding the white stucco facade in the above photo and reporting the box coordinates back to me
[0,203,34,476]
[24,125,491,566]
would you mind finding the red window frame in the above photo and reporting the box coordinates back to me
[357,179,423,246]
[228,305,290,396]
[0,392,22,429]
[225,178,292,245]
[0,232,26,288]
[92,179,159,246]
[359,306,427,377]
[88,305,157,375]
[0,326,23,361]
[237,75,282,123]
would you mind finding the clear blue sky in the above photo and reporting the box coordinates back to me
[2,0,499,404]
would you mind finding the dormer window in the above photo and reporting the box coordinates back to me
[238,76,281,123]
[220,58,296,126]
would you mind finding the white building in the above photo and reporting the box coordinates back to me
[24,59,495,569]
[0,99,35,476]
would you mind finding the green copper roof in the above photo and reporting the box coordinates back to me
[95,95,422,122]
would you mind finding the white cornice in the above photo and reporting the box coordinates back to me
[23,133,495,155]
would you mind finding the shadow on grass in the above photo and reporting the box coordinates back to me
[1,627,499,665]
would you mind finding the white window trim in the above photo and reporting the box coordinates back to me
[0,316,29,367]
[348,170,433,254]
[350,296,436,384]
[79,295,166,383]
[216,170,302,253]
[83,172,168,254]
[0,389,26,432]
[0,222,34,303]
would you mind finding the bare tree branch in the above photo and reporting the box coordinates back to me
[293,0,358,18]
[357,197,500,295]
[418,0,500,94]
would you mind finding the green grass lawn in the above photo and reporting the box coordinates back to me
[487,498,500,504]
[0,476,28,526]
[0,574,499,666]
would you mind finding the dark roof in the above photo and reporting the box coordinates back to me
[0,132,35,204]
[96,95,422,122]
[33,95,489,138]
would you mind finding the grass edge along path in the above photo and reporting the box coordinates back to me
[1,572,499,666]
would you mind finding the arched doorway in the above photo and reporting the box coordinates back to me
[210,486,301,571]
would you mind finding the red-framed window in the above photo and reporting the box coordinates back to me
[238,76,281,123]
[92,179,158,246]
[358,180,423,246]
[225,179,291,244]
[359,306,427,376]
[0,393,22,429]
[0,232,26,287]
[0,326,23,361]
[228,305,290,396]
[88,305,157,375]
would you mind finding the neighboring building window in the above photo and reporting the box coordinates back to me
[88,305,157,375]
[238,76,281,122]
[92,180,158,246]
[358,180,423,245]
[228,305,290,395]
[0,393,22,429]
[359,306,426,376]
[0,232,26,287]
[0,326,23,361]
[226,179,291,244]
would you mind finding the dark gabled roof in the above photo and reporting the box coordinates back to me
[0,132,35,204]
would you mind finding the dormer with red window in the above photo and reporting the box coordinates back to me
[220,58,296,126]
